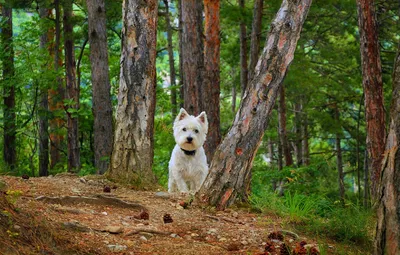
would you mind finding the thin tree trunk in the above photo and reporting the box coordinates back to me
[278,85,293,166]
[239,0,248,95]
[1,5,16,170]
[356,94,364,201]
[335,105,345,205]
[294,101,303,166]
[248,0,263,81]
[87,0,113,175]
[49,0,64,169]
[163,0,178,119]
[197,0,312,210]
[356,0,386,199]
[39,7,50,176]
[302,113,310,166]
[363,149,370,208]
[63,0,80,172]
[374,42,400,255]
[108,0,158,185]
[178,0,184,107]
[232,84,237,113]
[181,0,203,115]
[203,0,221,162]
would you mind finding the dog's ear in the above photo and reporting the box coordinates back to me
[176,108,189,121]
[197,111,208,127]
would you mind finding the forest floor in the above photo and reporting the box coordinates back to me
[0,174,365,255]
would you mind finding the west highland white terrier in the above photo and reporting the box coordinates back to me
[168,108,209,193]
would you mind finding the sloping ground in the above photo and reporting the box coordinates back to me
[0,174,341,254]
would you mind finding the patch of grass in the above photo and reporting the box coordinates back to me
[284,192,316,223]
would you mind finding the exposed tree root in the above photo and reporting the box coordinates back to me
[124,228,172,237]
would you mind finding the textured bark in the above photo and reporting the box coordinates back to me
[1,6,16,170]
[108,0,158,185]
[39,7,50,176]
[178,0,184,107]
[334,106,345,205]
[197,0,312,210]
[232,83,237,113]
[248,0,263,81]
[63,0,80,172]
[239,0,248,95]
[203,0,221,162]
[163,0,178,119]
[364,150,370,207]
[87,0,113,175]
[356,0,386,199]
[374,42,400,255]
[278,85,293,167]
[181,0,203,115]
[49,0,64,169]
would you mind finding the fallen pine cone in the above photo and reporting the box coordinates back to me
[264,241,276,253]
[139,210,149,220]
[103,186,111,193]
[293,241,307,255]
[163,213,173,224]
[309,247,320,255]
[268,231,284,241]
[21,174,29,180]
[280,243,291,255]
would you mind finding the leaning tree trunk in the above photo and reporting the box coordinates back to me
[163,0,178,119]
[239,0,248,95]
[356,0,385,199]
[197,0,312,210]
[1,5,16,170]
[39,6,50,176]
[203,0,221,162]
[248,0,264,81]
[108,0,158,185]
[181,0,203,115]
[87,0,113,174]
[374,42,400,255]
[63,0,80,172]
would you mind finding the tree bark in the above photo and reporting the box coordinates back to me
[203,0,221,162]
[1,5,16,170]
[278,85,293,167]
[239,0,248,95]
[374,42,400,255]
[294,101,303,166]
[363,149,370,208]
[197,0,312,210]
[87,0,114,175]
[248,0,263,81]
[163,0,178,119]
[356,0,386,199]
[302,113,310,166]
[108,0,158,185]
[181,0,203,115]
[49,0,65,169]
[39,7,50,176]
[178,0,184,107]
[63,0,80,172]
[334,105,345,205]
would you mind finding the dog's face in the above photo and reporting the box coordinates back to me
[173,108,208,151]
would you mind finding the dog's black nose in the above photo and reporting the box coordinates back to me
[187,137,193,143]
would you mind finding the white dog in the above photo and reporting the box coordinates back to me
[168,108,209,193]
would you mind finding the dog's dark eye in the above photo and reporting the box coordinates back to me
[183,128,187,132]
[194,129,199,133]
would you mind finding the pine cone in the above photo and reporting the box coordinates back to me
[309,247,320,255]
[268,231,284,241]
[139,210,149,220]
[264,241,276,252]
[21,174,29,180]
[279,243,291,255]
[103,186,111,193]
[163,213,173,224]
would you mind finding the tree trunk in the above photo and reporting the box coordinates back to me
[232,83,237,113]
[363,149,370,208]
[356,0,386,199]
[278,85,293,167]
[178,0,184,107]
[248,0,263,81]
[239,0,248,96]
[163,0,178,119]
[197,0,312,210]
[356,94,364,201]
[1,5,16,170]
[108,0,158,185]
[181,0,203,115]
[63,0,80,172]
[294,101,303,166]
[203,0,221,162]
[302,113,310,166]
[49,0,64,169]
[87,0,114,175]
[374,42,400,255]
[39,7,50,176]
[335,106,345,205]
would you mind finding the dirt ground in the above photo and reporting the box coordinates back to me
[1,174,328,254]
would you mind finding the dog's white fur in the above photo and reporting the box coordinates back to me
[168,108,209,193]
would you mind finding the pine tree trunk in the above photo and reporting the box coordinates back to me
[203,0,221,162]
[239,0,248,96]
[302,113,310,166]
[374,42,400,255]
[108,0,158,185]
[39,7,50,176]
[49,0,64,169]
[181,0,203,115]
[294,101,303,166]
[363,150,370,207]
[278,85,293,167]
[335,106,345,205]
[248,0,263,81]
[1,5,16,170]
[178,0,184,107]
[163,0,177,119]
[197,0,312,210]
[356,0,385,199]
[63,0,80,172]
[87,0,113,175]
